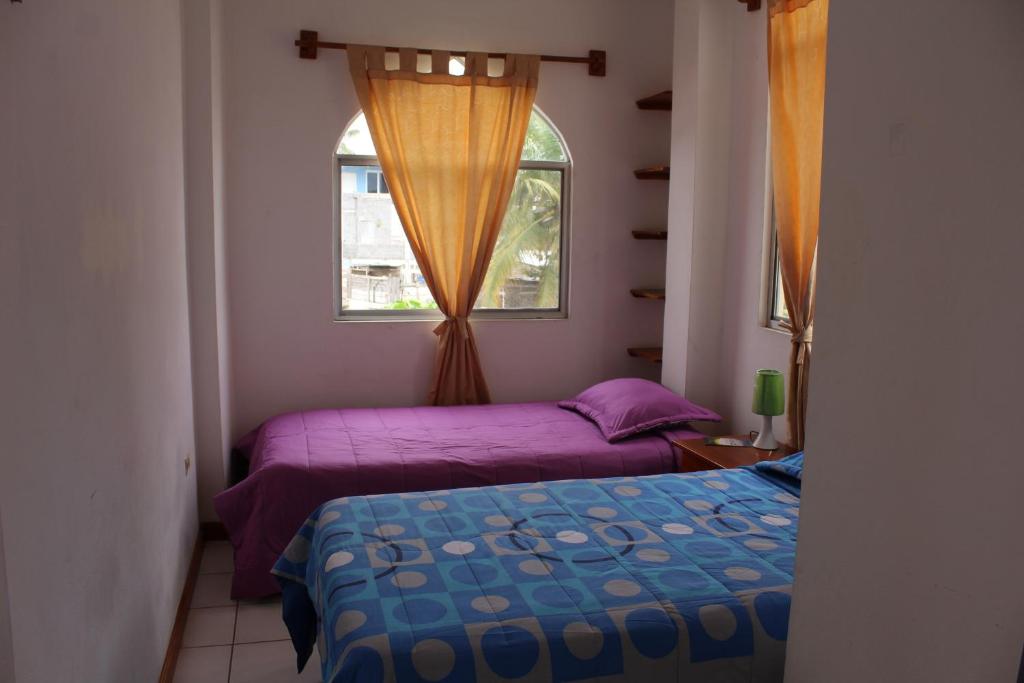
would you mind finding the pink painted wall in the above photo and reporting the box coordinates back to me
[0,1,198,679]
[216,0,676,444]
[0,516,12,683]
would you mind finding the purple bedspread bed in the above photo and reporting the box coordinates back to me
[214,401,702,598]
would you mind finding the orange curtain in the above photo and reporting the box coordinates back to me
[347,46,539,405]
[768,0,829,449]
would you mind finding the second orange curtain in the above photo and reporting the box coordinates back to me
[768,0,829,449]
[347,46,539,405]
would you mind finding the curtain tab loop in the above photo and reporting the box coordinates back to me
[398,47,417,73]
[431,50,450,75]
[466,51,488,77]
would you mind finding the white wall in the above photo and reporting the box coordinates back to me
[215,0,674,445]
[663,0,790,437]
[786,1,1024,680]
[0,1,198,680]
[661,0,701,398]
[184,0,234,522]
[712,7,792,439]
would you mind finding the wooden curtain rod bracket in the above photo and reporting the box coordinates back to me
[298,30,320,59]
[294,30,607,77]
[738,0,762,11]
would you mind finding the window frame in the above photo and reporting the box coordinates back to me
[766,220,790,330]
[332,113,572,322]
[365,169,388,194]
[760,124,790,333]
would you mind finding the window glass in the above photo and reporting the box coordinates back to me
[337,108,570,315]
[772,242,790,322]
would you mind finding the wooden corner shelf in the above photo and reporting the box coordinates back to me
[630,288,666,300]
[634,165,670,180]
[627,347,663,364]
[636,90,672,111]
[632,229,668,241]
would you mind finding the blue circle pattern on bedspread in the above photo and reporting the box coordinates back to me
[273,466,800,683]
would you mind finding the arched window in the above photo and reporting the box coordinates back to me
[335,106,571,318]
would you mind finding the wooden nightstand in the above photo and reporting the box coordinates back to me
[672,435,797,472]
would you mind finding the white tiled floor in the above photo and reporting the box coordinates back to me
[174,542,322,683]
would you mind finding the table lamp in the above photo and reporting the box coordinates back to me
[751,369,785,450]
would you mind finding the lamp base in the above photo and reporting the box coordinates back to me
[752,415,778,450]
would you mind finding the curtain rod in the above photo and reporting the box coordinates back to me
[294,30,607,77]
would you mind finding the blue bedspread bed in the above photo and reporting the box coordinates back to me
[273,455,803,682]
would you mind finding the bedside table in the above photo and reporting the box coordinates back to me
[672,435,797,472]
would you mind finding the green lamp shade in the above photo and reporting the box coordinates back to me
[752,369,785,416]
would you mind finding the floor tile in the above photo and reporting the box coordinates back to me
[192,573,235,608]
[173,645,232,683]
[200,542,235,575]
[183,606,237,648]
[235,600,289,644]
[229,640,321,682]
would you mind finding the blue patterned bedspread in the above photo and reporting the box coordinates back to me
[273,463,801,682]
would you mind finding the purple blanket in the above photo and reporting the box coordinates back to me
[214,402,702,598]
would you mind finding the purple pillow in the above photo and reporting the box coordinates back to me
[558,378,721,442]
